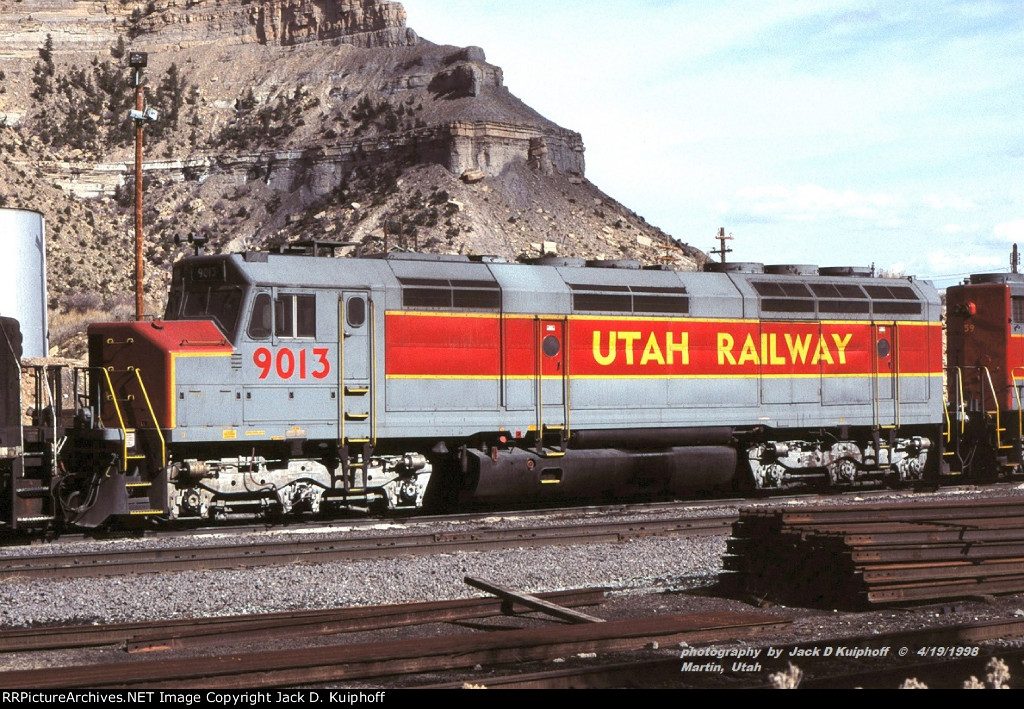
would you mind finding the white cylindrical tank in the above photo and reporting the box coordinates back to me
[0,208,48,359]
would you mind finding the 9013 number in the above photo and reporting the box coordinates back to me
[253,347,331,380]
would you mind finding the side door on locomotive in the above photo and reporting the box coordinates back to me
[337,289,374,455]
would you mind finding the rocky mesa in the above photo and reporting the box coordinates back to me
[0,0,701,352]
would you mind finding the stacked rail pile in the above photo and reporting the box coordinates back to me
[725,498,1024,609]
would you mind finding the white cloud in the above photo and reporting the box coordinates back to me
[926,249,1005,274]
[993,220,1024,243]
[734,184,903,224]
[399,1,1024,272]
[939,223,982,234]
[923,194,979,212]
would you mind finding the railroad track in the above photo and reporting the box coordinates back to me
[5,585,1024,689]
[0,497,742,548]
[0,587,610,654]
[0,513,734,580]
[2,483,983,548]
[0,605,791,689]
[1,485,1014,580]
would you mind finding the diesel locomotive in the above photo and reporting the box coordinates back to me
[0,245,1017,531]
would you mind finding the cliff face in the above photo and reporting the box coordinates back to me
[42,120,585,200]
[133,0,417,49]
[0,1,120,56]
[0,1,699,354]
[0,0,414,56]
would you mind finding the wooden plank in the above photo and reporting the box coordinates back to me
[464,576,605,624]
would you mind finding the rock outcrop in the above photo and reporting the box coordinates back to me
[29,120,585,199]
[0,0,415,57]
[0,1,120,57]
[0,0,701,354]
[134,0,417,50]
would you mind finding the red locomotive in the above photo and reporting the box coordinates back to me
[946,272,1024,475]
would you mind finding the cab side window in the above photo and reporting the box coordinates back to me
[247,293,272,339]
[1013,297,1024,324]
[276,294,316,338]
[347,296,366,328]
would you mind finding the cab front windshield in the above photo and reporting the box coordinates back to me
[178,285,243,338]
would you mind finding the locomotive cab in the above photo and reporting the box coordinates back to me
[62,252,431,527]
[945,272,1024,476]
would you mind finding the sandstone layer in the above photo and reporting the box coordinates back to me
[0,0,415,57]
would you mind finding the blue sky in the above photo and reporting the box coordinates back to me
[400,0,1023,287]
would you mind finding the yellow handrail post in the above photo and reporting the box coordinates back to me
[957,367,965,435]
[982,367,1010,450]
[1011,367,1024,443]
[98,367,130,471]
[132,368,166,468]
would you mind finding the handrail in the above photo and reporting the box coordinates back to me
[1012,367,1024,443]
[957,367,966,435]
[894,326,901,428]
[982,366,1010,449]
[535,317,543,452]
[132,368,166,468]
[338,296,345,449]
[982,364,998,411]
[97,367,130,471]
[179,339,228,347]
[871,325,879,428]
[370,296,377,448]
[563,316,571,441]
[871,324,899,428]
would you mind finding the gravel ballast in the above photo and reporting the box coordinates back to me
[3,488,1024,688]
[0,534,725,627]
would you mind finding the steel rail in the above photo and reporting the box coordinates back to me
[0,514,736,580]
[0,588,608,654]
[0,612,792,689]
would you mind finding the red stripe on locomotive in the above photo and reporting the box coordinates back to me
[385,313,942,379]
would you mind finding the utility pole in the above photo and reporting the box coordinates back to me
[128,51,158,321]
[1013,243,1019,274]
[710,227,733,264]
